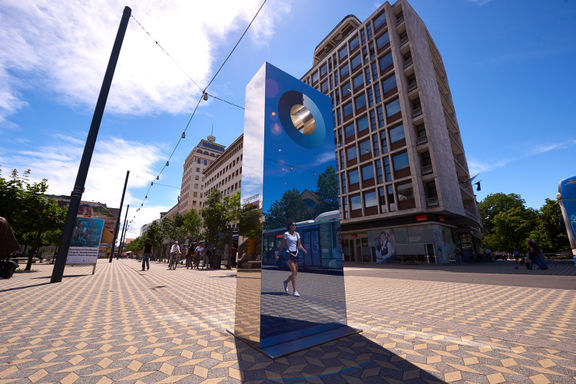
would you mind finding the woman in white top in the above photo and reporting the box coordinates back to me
[276,221,307,297]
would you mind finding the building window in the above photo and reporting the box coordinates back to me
[372,134,380,157]
[340,64,350,79]
[379,131,389,154]
[348,169,359,186]
[359,139,371,157]
[373,11,386,30]
[426,181,439,207]
[341,81,351,98]
[377,106,385,127]
[339,150,345,170]
[361,163,374,182]
[342,197,349,219]
[421,151,433,175]
[379,52,393,73]
[385,99,401,117]
[389,124,405,144]
[343,101,353,118]
[204,159,207,165]
[320,63,328,77]
[382,74,397,93]
[396,181,415,210]
[387,184,396,211]
[369,110,377,131]
[340,172,347,194]
[350,194,362,211]
[352,73,364,89]
[357,115,369,133]
[383,156,391,181]
[311,71,319,83]
[375,159,383,183]
[364,190,377,209]
[196,167,200,172]
[351,54,362,70]
[354,94,366,111]
[321,80,329,93]
[378,186,386,212]
[197,158,201,164]
[392,151,410,172]
[374,83,382,104]
[346,145,357,162]
[376,32,390,50]
[339,46,348,61]
[367,88,374,108]
[345,122,355,139]
[349,35,359,51]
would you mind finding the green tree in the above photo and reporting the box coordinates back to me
[201,190,228,244]
[182,209,203,242]
[478,193,525,234]
[0,169,66,270]
[317,166,339,212]
[532,199,570,252]
[264,189,309,230]
[483,206,538,252]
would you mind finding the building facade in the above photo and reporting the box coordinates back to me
[179,135,226,214]
[203,134,243,200]
[299,0,482,263]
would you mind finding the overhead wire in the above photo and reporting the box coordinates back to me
[125,0,267,226]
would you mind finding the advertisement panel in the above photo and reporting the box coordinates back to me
[67,217,105,264]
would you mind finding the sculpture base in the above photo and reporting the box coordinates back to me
[227,325,361,359]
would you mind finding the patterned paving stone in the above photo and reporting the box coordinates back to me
[0,259,575,383]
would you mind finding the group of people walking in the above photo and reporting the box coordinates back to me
[139,240,221,271]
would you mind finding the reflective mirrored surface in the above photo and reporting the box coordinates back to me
[236,63,349,354]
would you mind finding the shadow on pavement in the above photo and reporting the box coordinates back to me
[0,281,52,293]
[234,333,444,383]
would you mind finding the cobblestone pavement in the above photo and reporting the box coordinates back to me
[0,259,575,383]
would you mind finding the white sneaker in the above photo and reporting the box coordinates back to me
[283,281,289,293]
[293,291,300,297]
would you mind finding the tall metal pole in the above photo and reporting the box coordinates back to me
[51,7,132,283]
[117,205,130,258]
[109,170,130,262]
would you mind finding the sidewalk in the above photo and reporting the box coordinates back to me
[1,259,575,383]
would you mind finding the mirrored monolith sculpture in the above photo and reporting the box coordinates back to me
[558,176,576,256]
[231,62,359,359]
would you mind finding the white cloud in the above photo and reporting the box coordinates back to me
[0,133,174,238]
[465,0,494,5]
[531,139,576,154]
[0,0,290,123]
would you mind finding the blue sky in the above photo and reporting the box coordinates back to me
[1,0,575,238]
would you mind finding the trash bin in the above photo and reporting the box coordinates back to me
[0,260,19,279]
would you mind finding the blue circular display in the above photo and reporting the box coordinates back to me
[277,90,326,148]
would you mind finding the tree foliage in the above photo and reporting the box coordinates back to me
[0,169,67,269]
[317,166,339,212]
[265,189,309,230]
[479,193,570,253]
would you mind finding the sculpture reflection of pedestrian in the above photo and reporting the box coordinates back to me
[276,221,307,297]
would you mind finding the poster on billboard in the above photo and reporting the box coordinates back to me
[67,217,105,265]
[368,229,396,263]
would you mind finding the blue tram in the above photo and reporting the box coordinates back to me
[261,211,343,272]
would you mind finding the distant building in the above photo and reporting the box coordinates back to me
[179,135,226,214]
[52,196,119,257]
[203,134,243,200]
[296,0,482,263]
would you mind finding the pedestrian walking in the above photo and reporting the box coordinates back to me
[140,239,153,271]
[276,221,307,297]
[185,244,194,269]
[195,242,208,270]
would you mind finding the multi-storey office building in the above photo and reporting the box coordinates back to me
[300,0,482,263]
[179,135,225,214]
[203,134,243,200]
